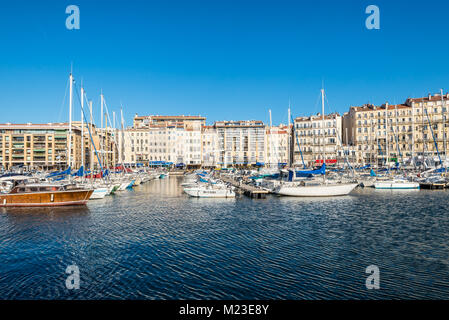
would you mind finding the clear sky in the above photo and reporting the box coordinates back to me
[1,0,448,126]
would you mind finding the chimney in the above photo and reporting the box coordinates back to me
[428,93,432,100]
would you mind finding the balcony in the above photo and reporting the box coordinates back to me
[33,136,46,142]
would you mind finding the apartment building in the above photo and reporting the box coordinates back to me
[201,126,220,168]
[121,122,203,167]
[292,113,343,167]
[343,103,410,165]
[0,123,82,170]
[406,93,449,163]
[265,124,290,167]
[213,120,265,167]
[133,114,206,129]
[342,93,449,165]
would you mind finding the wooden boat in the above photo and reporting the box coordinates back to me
[0,184,93,207]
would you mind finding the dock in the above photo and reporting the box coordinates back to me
[220,175,269,199]
[419,182,446,190]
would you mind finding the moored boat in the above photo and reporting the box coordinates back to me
[274,181,358,197]
[89,187,109,199]
[0,184,93,207]
[374,179,420,190]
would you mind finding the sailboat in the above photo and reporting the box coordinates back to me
[274,88,358,197]
[373,105,420,190]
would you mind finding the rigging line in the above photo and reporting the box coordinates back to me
[57,76,70,123]
[102,98,121,153]
[101,97,122,164]
[73,82,105,174]
[323,91,355,175]
[83,91,96,128]
[314,91,321,115]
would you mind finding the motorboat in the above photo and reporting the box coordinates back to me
[0,183,93,207]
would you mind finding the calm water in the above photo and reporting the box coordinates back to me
[1,176,449,299]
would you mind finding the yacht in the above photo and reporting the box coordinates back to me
[184,184,235,198]
[0,183,93,207]
[274,180,357,197]
[374,179,420,190]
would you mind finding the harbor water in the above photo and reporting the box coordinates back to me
[1,176,449,299]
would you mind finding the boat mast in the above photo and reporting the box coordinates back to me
[113,111,116,168]
[287,101,291,168]
[321,88,325,180]
[81,85,85,179]
[100,91,104,170]
[269,109,272,167]
[386,103,389,169]
[89,100,94,177]
[422,101,425,169]
[120,106,125,168]
[441,89,446,161]
[68,72,73,170]
[411,102,415,168]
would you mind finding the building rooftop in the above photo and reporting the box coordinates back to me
[350,103,410,112]
[134,115,206,121]
[406,93,449,104]
[295,112,340,121]
[213,120,265,127]
[0,122,74,130]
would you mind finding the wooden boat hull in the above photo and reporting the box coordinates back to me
[0,190,94,207]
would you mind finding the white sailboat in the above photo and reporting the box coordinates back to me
[274,88,357,197]
[274,180,358,197]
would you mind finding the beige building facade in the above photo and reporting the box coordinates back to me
[292,113,343,167]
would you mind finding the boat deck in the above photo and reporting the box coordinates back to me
[220,175,269,199]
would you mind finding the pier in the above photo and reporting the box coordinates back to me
[419,182,446,190]
[220,175,269,199]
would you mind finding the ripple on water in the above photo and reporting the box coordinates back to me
[1,178,449,299]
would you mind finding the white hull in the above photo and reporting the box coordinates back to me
[374,181,420,189]
[89,188,109,199]
[117,181,131,191]
[359,178,376,188]
[274,183,358,197]
[184,187,235,198]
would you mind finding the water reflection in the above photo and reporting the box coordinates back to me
[1,206,90,220]
[1,177,449,299]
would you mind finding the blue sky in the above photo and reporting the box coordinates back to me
[0,0,448,126]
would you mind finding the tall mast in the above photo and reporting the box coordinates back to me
[395,104,398,164]
[321,88,325,166]
[268,109,272,166]
[121,107,125,165]
[411,102,415,167]
[386,103,389,168]
[89,100,94,174]
[81,85,85,174]
[287,101,291,167]
[441,89,446,160]
[113,111,116,167]
[100,91,104,168]
[422,101,425,169]
[68,72,73,170]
